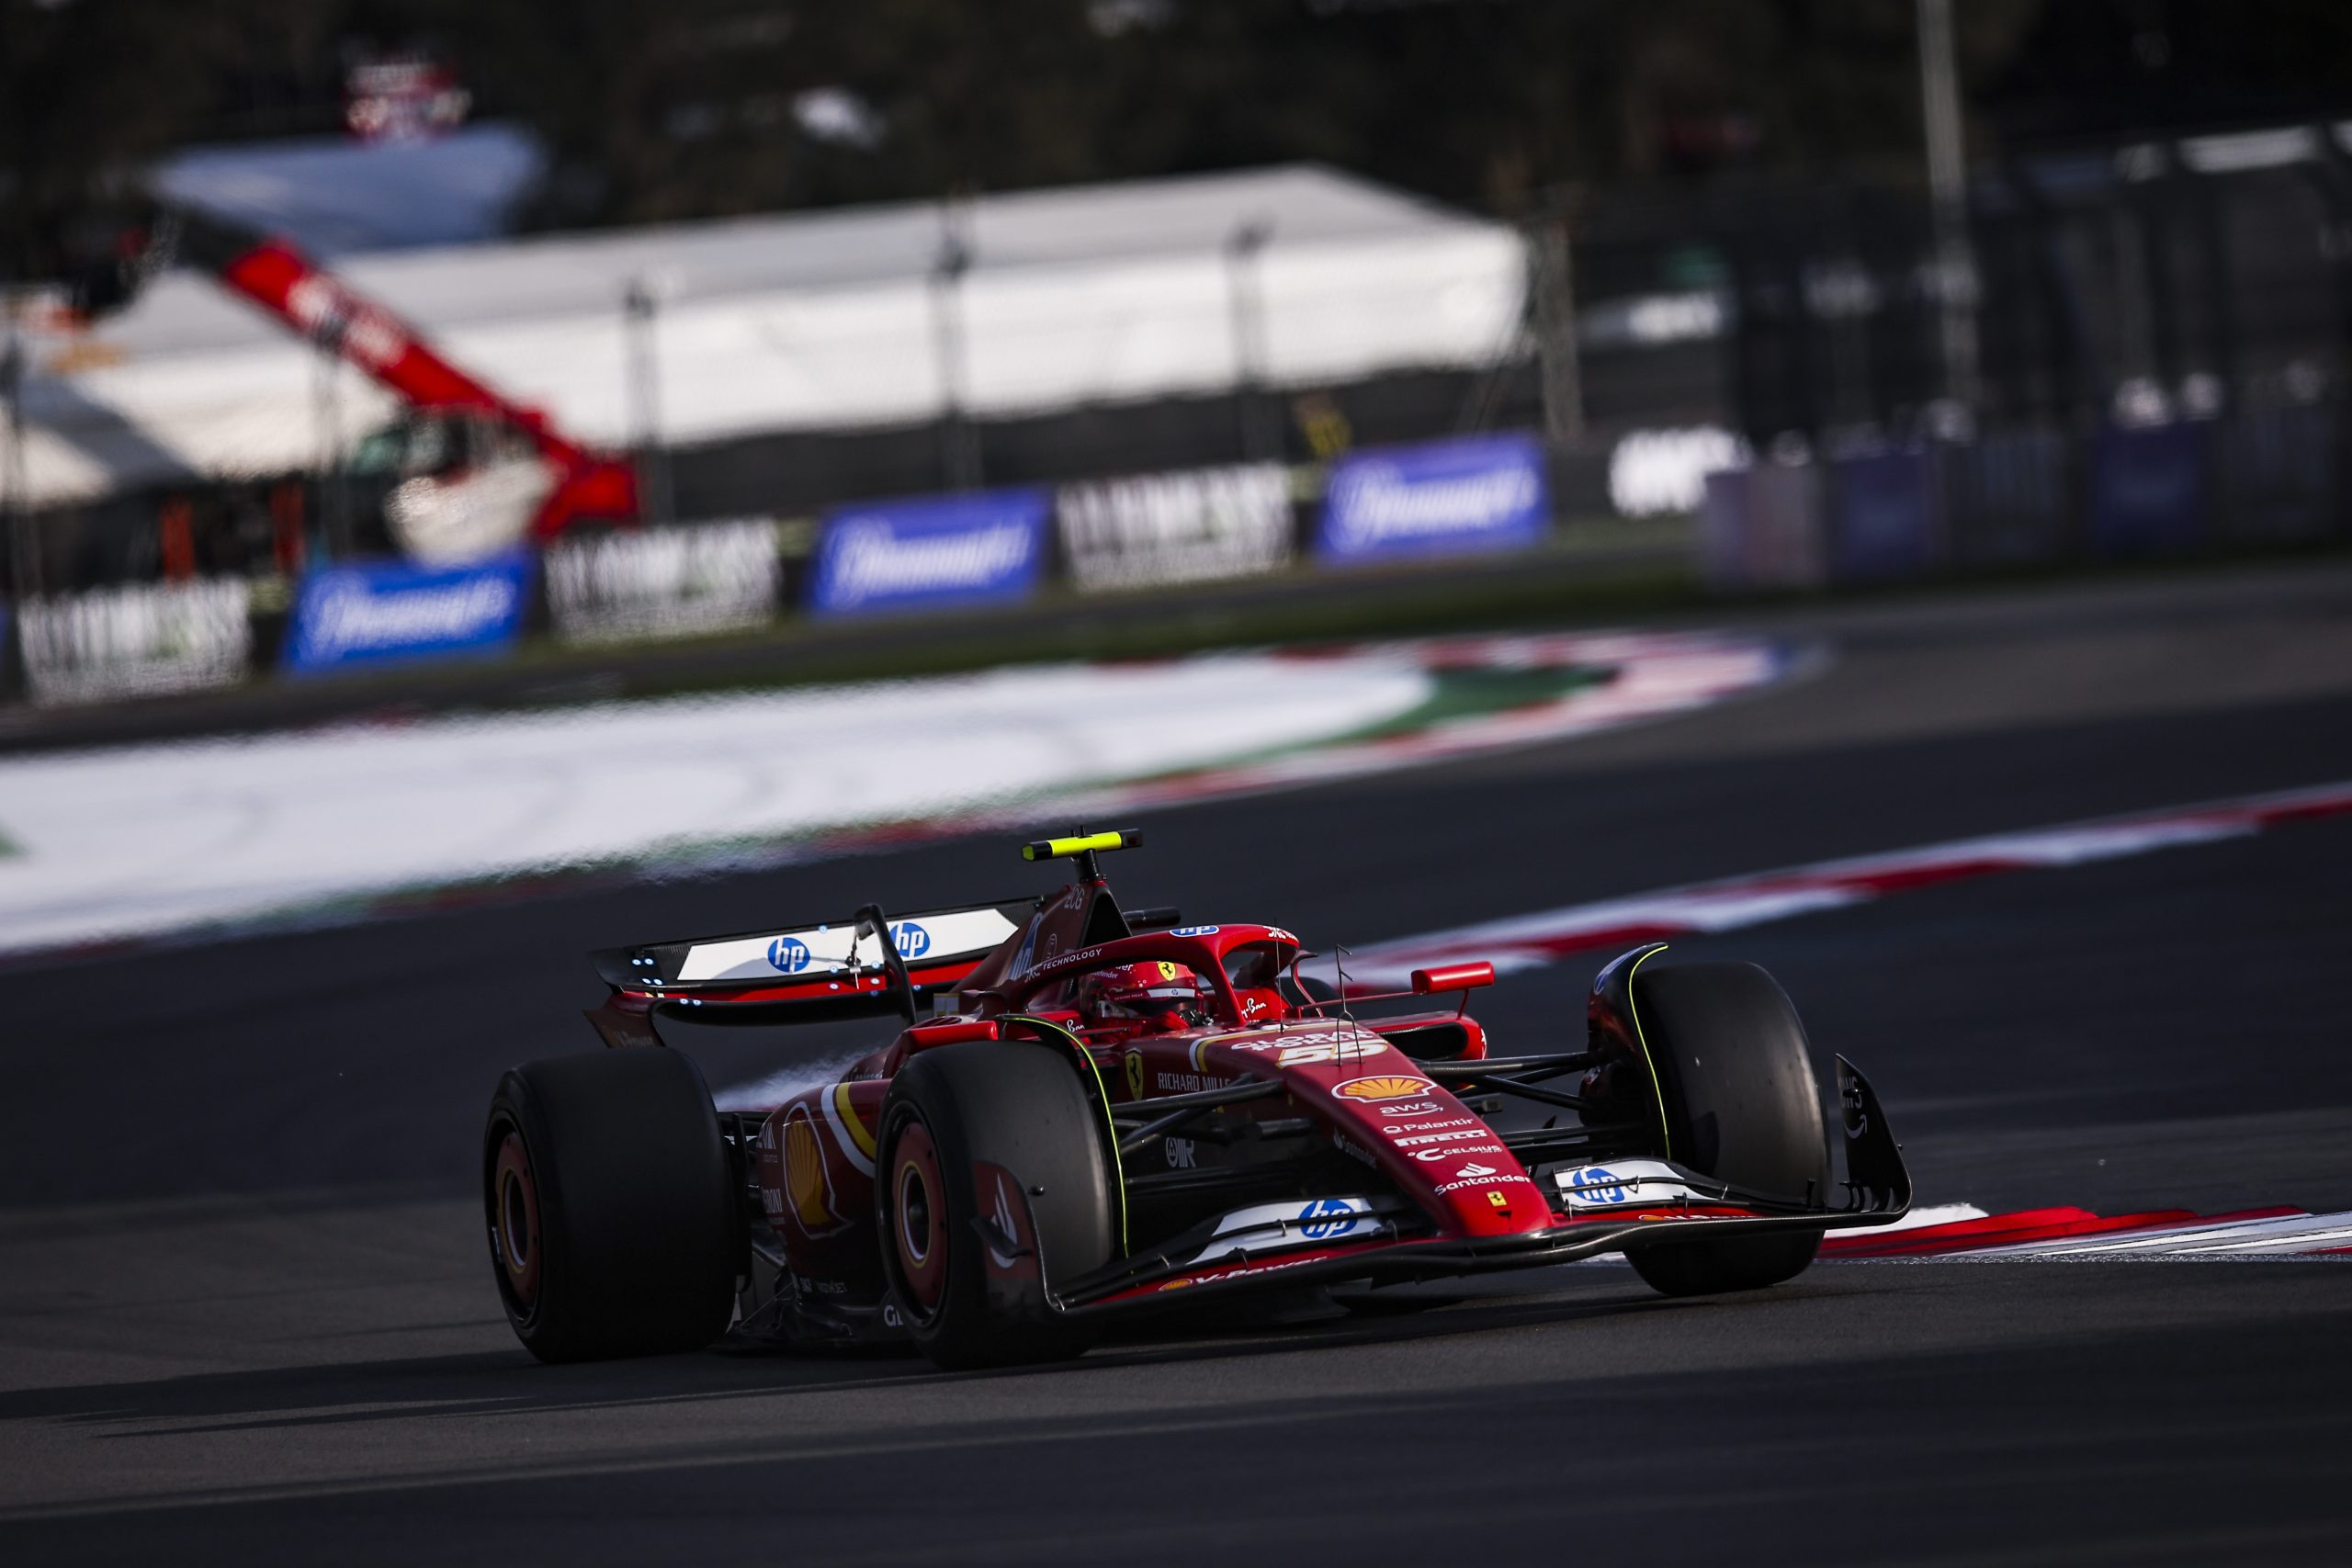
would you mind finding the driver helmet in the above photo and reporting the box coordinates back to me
[1079,960,1206,1023]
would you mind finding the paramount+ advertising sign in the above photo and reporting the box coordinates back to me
[282,550,536,675]
[1316,433,1550,565]
[807,490,1048,617]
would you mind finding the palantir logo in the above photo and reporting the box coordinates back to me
[1295,1198,1359,1240]
[889,921,932,959]
[767,936,813,973]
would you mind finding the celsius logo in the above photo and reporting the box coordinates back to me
[889,921,932,958]
[1295,1199,1360,1241]
[767,936,813,973]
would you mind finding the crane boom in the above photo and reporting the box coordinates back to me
[173,209,638,540]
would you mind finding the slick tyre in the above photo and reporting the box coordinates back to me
[1623,961,1830,1298]
[483,1049,740,1363]
[876,1042,1116,1371]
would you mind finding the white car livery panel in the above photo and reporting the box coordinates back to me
[1552,1158,1703,1209]
[1177,1196,1396,1266]
[677,907,1022,982]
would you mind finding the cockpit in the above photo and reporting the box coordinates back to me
[1011,935,1303,1044]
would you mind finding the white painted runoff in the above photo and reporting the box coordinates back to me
[0,651,1428,953]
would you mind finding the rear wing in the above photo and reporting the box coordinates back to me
[587,897,1035,1034]
[582,828,1156,1045]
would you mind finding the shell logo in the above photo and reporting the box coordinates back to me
[784,1108,842,1234]
[1333,1074,1433,1102]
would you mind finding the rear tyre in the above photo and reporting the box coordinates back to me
[876,1041,1116,1371]
[1622,961,1829,1298]
[482,1049,740,1363]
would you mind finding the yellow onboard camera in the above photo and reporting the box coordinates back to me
[1021,829,1143,863]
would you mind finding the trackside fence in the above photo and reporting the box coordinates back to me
[1702,398,2346,592]
[6,405,2346,706]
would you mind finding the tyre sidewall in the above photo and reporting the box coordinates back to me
[876,1042,1114,1369]
[1625,961,1829,1295]
[481,1049,739,1362]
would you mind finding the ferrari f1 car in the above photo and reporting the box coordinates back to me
[482,830,1911,1369]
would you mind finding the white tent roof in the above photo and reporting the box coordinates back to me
[153,125,545,258]
[12,164,1526,509]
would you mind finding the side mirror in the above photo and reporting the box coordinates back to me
[1410,961,1496,995]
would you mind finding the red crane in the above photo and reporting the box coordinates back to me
[172,208,639,546]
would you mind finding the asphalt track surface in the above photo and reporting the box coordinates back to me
[6,559,2352,1564]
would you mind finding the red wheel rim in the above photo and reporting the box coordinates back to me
[891,1120,947,1316]
[491,1131,541,1309]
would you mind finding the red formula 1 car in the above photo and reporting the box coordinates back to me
[482,830,1911,1369]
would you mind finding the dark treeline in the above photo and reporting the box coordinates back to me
[10,0,2352,278]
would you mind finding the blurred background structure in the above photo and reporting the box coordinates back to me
[5,0,2352,702]
[9,10,2352,1557]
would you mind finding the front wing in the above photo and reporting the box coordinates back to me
[975,1055,1913,1324]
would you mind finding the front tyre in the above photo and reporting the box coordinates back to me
[876,1042,1116,1371]
[1623,961,1830,1298]
[483,1049,740,1363]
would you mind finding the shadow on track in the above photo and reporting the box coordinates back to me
[2,1278,1704,1438]
[10,1269,2352,1567]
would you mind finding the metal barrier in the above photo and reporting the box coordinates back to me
[1943,426,2075,568]
[1700,396,2345,593]
[8,406,2348,702]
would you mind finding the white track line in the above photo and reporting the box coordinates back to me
[1979,1212,2352,1258]
[1318,777,2352,988]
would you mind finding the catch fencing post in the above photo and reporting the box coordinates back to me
[1533,188,1585,447]
[1,300,33,601]
[1917,0,1980,415]
[931,197,983,492]
[1225,217,1279,463]
[624,276,674,525]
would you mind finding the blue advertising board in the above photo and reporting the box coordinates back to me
[2092,421,2209,557]
[1315,433,1549,565]
[282,549,536,675]
[808,490,1049,617]
[1832,447,1938,581]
